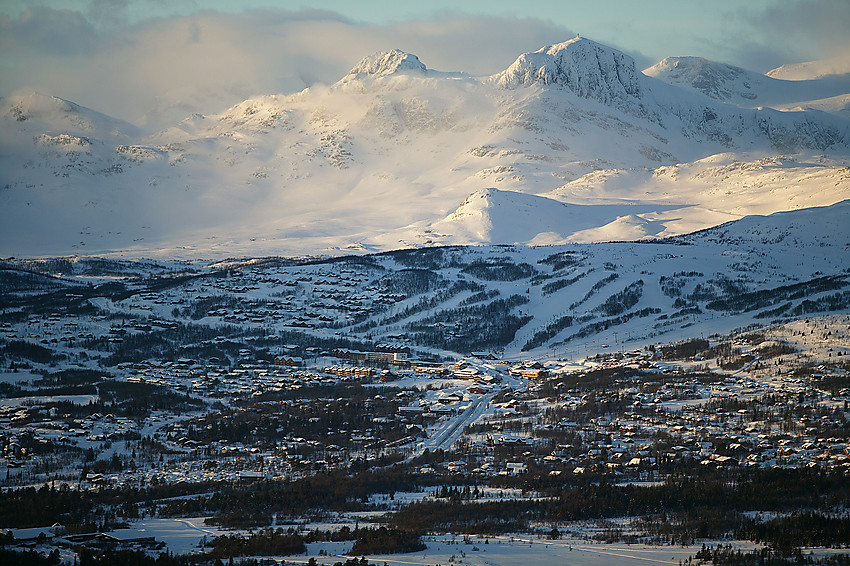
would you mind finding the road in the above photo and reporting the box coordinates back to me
[410,390,497,459]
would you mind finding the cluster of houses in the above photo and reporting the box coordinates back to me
[2,267,848,505]
[3,333,848,492]
[2,523,161,557]
[3,339,848,491]
[403,361,849,479]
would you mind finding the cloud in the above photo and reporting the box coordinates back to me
[723,0,850,71]
[758,0,850,57]
[0,8,576,131]
[0,7,99,54]
[85,0,132,28]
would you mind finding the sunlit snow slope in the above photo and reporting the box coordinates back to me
[1,37,849,258]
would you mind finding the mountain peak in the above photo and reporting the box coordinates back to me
[344,49,427,79]
[432,188,582,245]
[644,56,765,102]
[2,91,83,123]
[0,90,139,139]
[490,36,642,104]
[767,54,850,80]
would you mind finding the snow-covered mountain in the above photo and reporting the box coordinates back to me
[645,56,850,119]
[343,49,428,79]
[0,92,140,140]
[348,199,850,356]
[491,36,643,103]
[767,54,850,81]
[1,37,849,259]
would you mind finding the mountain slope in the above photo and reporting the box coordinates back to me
[0,91,139,140]
[645,56,850,115]
[768,55,850,81]
[1,39,849,259]
[416,187,675,246]
[7,200,843,359]
[369,200,850,356]
[425,187,654,245]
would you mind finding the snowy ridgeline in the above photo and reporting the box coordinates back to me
[3,200,849,358]
[1,36,849,258]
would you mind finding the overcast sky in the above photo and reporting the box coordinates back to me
[3,0,849,130]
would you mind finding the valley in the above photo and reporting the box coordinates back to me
[1,203,849,564]
[1,33,850,566]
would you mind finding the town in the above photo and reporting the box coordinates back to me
[3,320,849,488]
[1,252,849,565]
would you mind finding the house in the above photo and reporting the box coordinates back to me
[438,392,463,404]
[520,368,549,378]
[398,406,424,416]
[453,368,479,380]
[510,361,549,378]
[274,356,303,367]
[413,361,447,374]
[366,350,407,366]
[505,462,528,475]
[7,524,66,542]
[472,352,498,360]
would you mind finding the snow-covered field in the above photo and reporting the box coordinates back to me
[237,536,707,566]
[0,394,99,409]
[111,517,225,556]
[122,529,848,566]
[103,518,733,566]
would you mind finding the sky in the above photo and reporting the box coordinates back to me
[2,0,849,130]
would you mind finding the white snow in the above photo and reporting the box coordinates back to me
[111,517,225,556]
[767,54,850,81]
[0,40,848,259]
[645,56,850,115]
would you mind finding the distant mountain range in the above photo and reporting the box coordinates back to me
[644,56,850,118]
[1,36,848,259]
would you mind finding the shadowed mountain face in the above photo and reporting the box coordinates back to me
[1,37,849,259]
